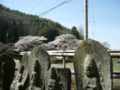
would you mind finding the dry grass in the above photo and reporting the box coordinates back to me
[71,75,77,90]
[113,80,120,90]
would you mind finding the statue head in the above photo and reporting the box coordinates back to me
[84,54,97,77]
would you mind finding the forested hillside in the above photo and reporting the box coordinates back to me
[0,4,70,43]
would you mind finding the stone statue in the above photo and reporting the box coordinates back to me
[48,68,63,90]
[29,59,42,90]
[0,53,15,90]
[11,46,71,90]
[10,53,29,90]
[28,46,50,90]
[73,39,113,90]
[47,68,71,90]
[83,54,100,90]
[17,65,24,82]
[28,46,71,90]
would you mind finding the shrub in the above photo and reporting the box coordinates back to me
[0,46,8,53]
[50,57,56,63]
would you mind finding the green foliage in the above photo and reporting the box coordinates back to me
[39,22,47,29]
[55,22,63,29]
[38,23,59,42]
[50,57,56,63]
[8,19,19,42]
[18,20,24,36]
[112,58,120,71]
[0,46,8,53]
[70,26,80,39]
[0,4,70,44]
[0,28,6,43]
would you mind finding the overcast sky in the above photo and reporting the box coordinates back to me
[0,0,120,49]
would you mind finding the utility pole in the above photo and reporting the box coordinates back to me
[84,0,88,40]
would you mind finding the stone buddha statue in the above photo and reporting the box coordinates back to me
[83,54,100,90]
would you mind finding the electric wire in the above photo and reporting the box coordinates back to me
[39,2,65,17]
[27,0,43,14]
[33,0,71,35]
[89,5,94,39]
[37,0,60,15]
[17,0,28,10]
[39,0,71,17]
[91,0,96,39]
[23,0,36,11]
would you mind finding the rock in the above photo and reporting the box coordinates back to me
[73,39,113,90]
[47,67,71,90]
[0,53,15,90]
[28,46,71,90]
[28,46,51,90]
[11,46,71,90]
[10,53,29,90]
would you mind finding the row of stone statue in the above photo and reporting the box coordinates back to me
[0,39,113,90]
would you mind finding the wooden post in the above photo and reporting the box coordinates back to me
[63,56,66,68]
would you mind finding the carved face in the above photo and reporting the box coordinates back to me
[84,54,96,77]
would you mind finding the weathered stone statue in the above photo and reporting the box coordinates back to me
[47,68,71,90]
[28,46,71,90]
[0,53,15,90]
[10,53,29,90]
[73,39,113,90]
[28,46,51,90]
[29,59,42,90]
[83,54,100,90]
[11,46,71,90]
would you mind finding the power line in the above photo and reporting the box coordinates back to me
[89,5,94,39]
[17,0,28,10]
[32,0,71,35]
[39,0,72,17]
[23,0,36,11]
[39,2,65,17]
[91,0,96,39]
[36,0,60,15]
[27,0,43,14]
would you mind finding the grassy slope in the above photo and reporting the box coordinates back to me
[113,58,120,71]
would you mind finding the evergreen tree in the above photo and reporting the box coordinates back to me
[19,20,24,36]
[38,23,59,42]
[8,19,19,42]
[70,26,80,39]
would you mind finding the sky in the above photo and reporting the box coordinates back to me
[0,0,120,49]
